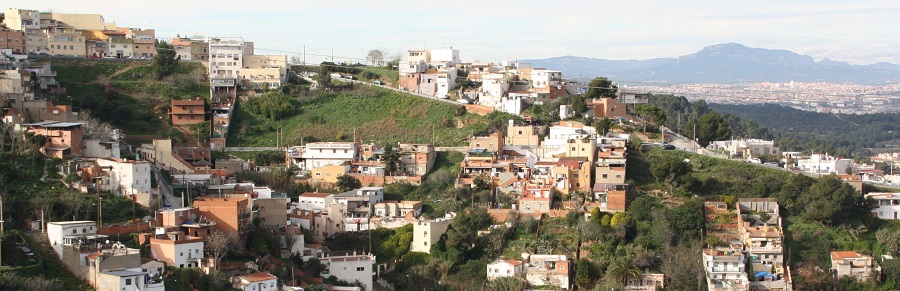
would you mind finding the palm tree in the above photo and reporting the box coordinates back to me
[607,261,641,287]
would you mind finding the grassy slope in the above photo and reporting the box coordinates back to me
[228,88,490,147]
[52,59,208,141]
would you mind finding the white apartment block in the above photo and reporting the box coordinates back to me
[208,37,243,100]
[867,192,900,220]
[295,192,335,211]
[703,246,749,291]
[411,217,453,253]
[95,158,153,196]
[531,70,562,90]
[334,187,385,217]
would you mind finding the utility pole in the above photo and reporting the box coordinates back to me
[303,45,306,66]
[693,123,697,153]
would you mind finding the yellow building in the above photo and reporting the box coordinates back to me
[47,32,87,57]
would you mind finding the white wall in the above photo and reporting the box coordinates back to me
[172,241,204,268]
[329,254,375,291]
[96,159,152,196]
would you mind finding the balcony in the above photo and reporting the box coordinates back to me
[709,267,744,273]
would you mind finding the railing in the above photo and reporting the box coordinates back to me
[710,267,744,272]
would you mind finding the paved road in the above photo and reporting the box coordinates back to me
[226,147,281,152]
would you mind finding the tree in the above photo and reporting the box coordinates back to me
[584,77,618,99]
[366,49,385,67]
[571,94,586,117]
[290,54,303,66]
[633,104,666,132]
[575,258,594,288]
[335,175,361,191]
[606,260,641,286]
[382,145,400,175]
[878,228,900,256]
[594,117,615,136]
[798,176,873,225]
[317,65,331,87]
[650,155,692,193]
[685,111,732,147]
[667,200,705,242]
[445,208,492,254]
[153,40,180,79]
[303,257,326,277]
[610,212,630,227]
[206,231,239,269]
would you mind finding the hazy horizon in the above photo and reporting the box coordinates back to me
[7,0,899,65]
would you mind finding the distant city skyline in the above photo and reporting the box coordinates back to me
[7,0,899,65]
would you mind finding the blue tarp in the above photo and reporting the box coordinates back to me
[754,271,774,279]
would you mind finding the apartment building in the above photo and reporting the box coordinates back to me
[25,121,83,158]
[797,153,854,175]
[288,203,345,242]
[866,192,900,220]
[831,251,880,281]
[373,200,422,218]
[117,27,155,58]
[703,244,749,291]
[411,216,453,253]
[397,143,436,176]
[3,8,46,54]
[193,197,251,237]
[104,30,133,58]
[47,30,87,57]
[0,27,26,54]
[169,98,207,125]
[553,157,592,194]
[149,231,204,268]
[95,158,152,196]
[470,132,504,152]
[505,123,543,148]
[334,187,385,218]
[139,139,212,174]
[519,180,553,214]
[296,192,335,211]
[46,221,164,291]
[155,207,217,239]
[209,37,243,100]
[737,198,791,290]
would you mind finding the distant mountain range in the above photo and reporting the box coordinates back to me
[520,43,900,85]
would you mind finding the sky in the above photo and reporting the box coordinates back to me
[8,0,900,65]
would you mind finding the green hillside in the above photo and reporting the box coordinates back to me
[50,59,208,142]
[228,86,498,147]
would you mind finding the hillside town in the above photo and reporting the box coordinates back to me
[2,6,900,291]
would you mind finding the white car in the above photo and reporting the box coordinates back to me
[457,99,470,104]
[748,158,762,164]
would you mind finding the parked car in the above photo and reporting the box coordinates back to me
[763,162,779,167]
[373,80,382,85]
[457,99,470,104]
[748,158,762,164]
[662,143,676,150]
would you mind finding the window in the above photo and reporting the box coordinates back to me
[357,267,365,271]
[125,278,132,285]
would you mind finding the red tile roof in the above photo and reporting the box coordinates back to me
[242,272,277,282]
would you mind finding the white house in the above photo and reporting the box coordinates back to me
[334,187,384,217]
[411,215,453,254]
[295,192,334,211]
[47,220,101,257]
[96,269,164,291]
[523,254,570,289]
[797,153,854,175]
[867,193,900,220]
[149,231,205,268]
[96,158,153,196]
[237,272,278,291]
[301,142,359,170]
[530,70,562,91]
[481,73,509,99]
[486,259,525,280]
[83,129,122,159]
[328,252,376,291]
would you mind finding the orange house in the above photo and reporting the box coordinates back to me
[193,197,250,237]
[25,121,84,159]
[169,98,207,125]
